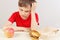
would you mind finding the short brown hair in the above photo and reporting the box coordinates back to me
[18,0,36,7]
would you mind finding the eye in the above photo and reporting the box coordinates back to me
[25,11,29,12]
[25,10,31,12]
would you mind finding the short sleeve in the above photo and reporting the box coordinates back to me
[35,13,39,25]
[8,12,16,23]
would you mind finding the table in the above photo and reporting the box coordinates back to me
[0,27,60,40]
[39,27,60,40]
[0,29,31,40]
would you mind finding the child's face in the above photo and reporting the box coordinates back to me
[18,5,31,19]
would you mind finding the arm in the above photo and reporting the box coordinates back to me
[3,21,30,32]
[3,21,13,30]
[31,3,40,32]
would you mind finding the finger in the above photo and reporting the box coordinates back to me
[32,3,36,7]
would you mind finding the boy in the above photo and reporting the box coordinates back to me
[3,0,39,32]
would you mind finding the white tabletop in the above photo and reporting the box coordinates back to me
[0,28,60,40]
[39,27,60,40]
[0,29,31,40]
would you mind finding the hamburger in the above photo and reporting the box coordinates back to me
[29,30,40,39]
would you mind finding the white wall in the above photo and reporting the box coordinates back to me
[38,0,60,28]
[0,0,18,28]
[0,0,60,28]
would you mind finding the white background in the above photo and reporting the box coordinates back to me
[0,0,60,28]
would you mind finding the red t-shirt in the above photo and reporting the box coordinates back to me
[8,11,39,28]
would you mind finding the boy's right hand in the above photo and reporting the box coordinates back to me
[3,26,14,32]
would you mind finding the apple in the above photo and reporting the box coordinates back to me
[4,28,14,38]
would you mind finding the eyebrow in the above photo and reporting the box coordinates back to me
[20,9,30,12]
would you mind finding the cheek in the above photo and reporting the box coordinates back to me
[25,13,30,15]
[20,11,24,15]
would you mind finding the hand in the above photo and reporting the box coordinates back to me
[31,2,37,13]
[3,26,13,31]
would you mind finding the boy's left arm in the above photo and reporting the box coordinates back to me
[31,3,40,33]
